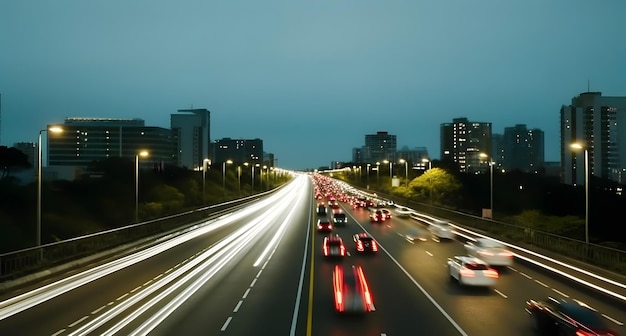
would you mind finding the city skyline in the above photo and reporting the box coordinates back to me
[1,1,625,170]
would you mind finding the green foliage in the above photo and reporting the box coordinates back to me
[0,146,31,179]
[408,168,462,206]
[144,184,185,217]
[503,210,585,238]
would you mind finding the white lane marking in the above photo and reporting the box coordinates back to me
[221,316,233,331]
[116,293,129,301]
[233,300,243,313]
[242,288,251,299]
[250,278,257,287]
[494,289,508,298]
[91,306,106,314]
[551,288,569,297]
[256,269,263,277]
[519,272,532,279]
[69,315,89,327]
[425,251,433,257]
[130,286,141,293]
[602,314,624,326]
[534,280,549,288]
[52,329,66,336]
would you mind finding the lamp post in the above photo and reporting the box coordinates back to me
[422,158,432,170]
[222,159,233,194]
[135,150,149,223]
[37,126,63,247]
[376,162,380,187]
[202,158,211,205]
[479,153,493,217]
[571,143,589,244]
[366,163,371,186]
[399,159,408,187]
[237,165,241,192]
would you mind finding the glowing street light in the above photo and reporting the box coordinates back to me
[135,150,149,223]
[202,158,211,205]
[37,126,63,247]
[422,158,432,170]
[399,159,408,187]
[479,153,493,217]
[376,162,380,186]
[223,159,233,194]
[570,143,589,244]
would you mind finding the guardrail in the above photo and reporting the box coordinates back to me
[0,193,269,283]
[368,191,626,276]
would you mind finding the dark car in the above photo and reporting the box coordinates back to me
[526,297,619,336]
[332,212,348,226]
[353,232,379,253]
[317,218,333,232]
[317,204,327,216]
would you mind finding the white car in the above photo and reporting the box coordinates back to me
[448,256,499,287]
[464,238,514,266]
[394,206,413,218]
[428,220,455,240]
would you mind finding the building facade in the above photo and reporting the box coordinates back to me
[441,117,492,173]
[363,131,397,163]
[501,124,545,173]
[561,92,626,185]
[171,108,211,170]
[47,118,175,170]
[213,138,263,166]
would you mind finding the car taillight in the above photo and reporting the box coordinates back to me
[340,245,346,256]
[574,330,594,336]
[355,267,374,307]
[371,241,378,251]
[484,268,499,278]
[323,245,329,256]
[460,267,475,277]
[357,241,364,251]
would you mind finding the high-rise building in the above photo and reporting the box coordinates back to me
[561,92,626,185]
[48,118,175,169]
[363,131,397,163]
[501,124,545,173]
[213,138,263,166]
[171,108,210,170]
[441,117,492,173]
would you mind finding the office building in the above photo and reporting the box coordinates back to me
[213,138,263,166]
[363,131,397,163]
[441,117,492,173]
[561,91,626,185]
[501,124,545,173]
[48,118,175,170]
[171,108,211,170]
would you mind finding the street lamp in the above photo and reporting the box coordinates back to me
[366,163,371,186]
[135,150,149,223]
[37,126,63,247]
[422,158,432,170]
[571,143,589,244]
[383,159,392,178]
[399,159,408,187]
[479,153,493,217]
[237,165,241,192]
[376,162,380,186]
[202,158,211,205]
[222,159,233,194]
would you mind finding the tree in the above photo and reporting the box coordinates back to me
[408,168,461,206]
[0,146,31,179]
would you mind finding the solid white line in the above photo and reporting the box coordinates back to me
[256,269,263,278]
[221,316,232,331]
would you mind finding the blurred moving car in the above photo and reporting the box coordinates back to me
[369,210,385,223]
[405,228,428,242]
[428,220,455,240]
[464,238,514,266]
[380,209,392,220]
[394,206,413,218]
[317,218,333,232]
[526,297,619,336]
[323,235,346,257]
[332,211,348,227]
[447,256,499,287]
[332,265,375,313]
[353,232,379,253]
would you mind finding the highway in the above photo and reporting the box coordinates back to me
[0,173,624,335]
